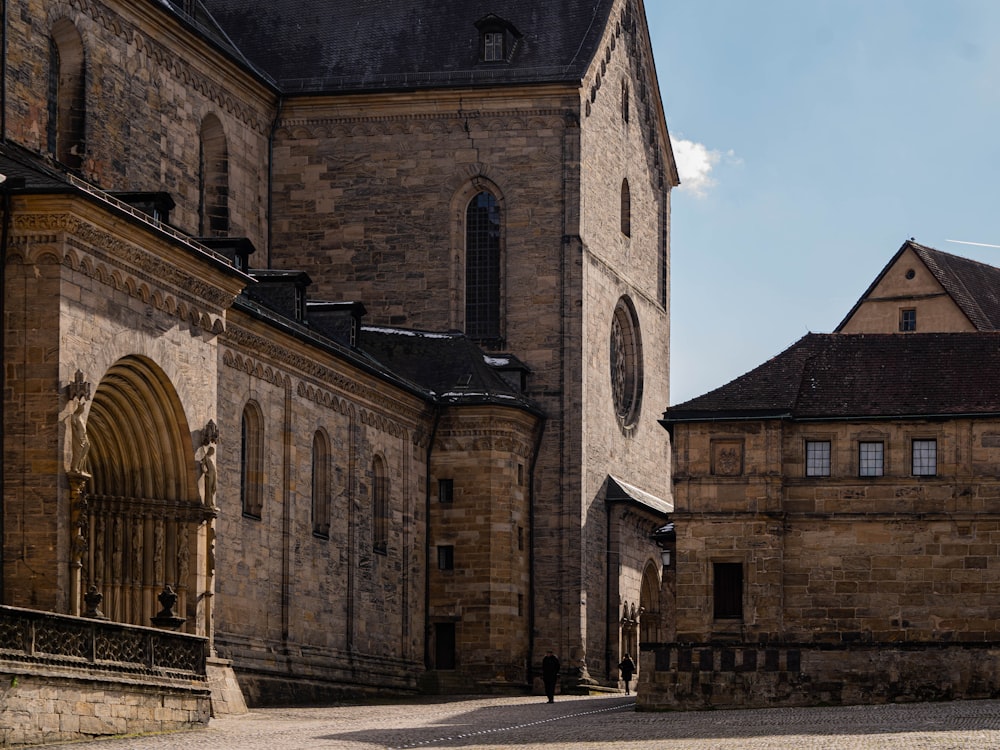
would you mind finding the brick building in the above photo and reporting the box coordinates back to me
[643,243,1000,709]
[1,0,676,717]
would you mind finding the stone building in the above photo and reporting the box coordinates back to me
[643,243,1000,709]
[1,0,676,726]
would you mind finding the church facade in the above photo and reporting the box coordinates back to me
[1,0,676,711]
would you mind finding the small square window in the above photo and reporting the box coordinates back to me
[912,439,937,476]
[900,308,916,332]
[484,31,504,61]
[805,441,831,476]
[438,478,454,504]
[438,545,454,571]
[859,441,884,477]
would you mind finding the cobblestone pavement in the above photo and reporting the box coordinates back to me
[46,694,1000,749]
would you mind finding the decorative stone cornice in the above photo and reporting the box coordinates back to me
[9,213,232,333]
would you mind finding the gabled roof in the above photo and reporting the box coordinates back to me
[835,240,1000,332]
[662,333,1000,424]
[199,0,616,92]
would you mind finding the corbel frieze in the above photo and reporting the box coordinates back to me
[278,109,568,141]
[12,213,231,333]
[222,327,426,424]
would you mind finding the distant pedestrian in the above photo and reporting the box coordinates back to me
[618,654,636,695]
[541,650,560,703]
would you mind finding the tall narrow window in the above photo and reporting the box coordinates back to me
[199,115,230,236]
[622,79,630,123]
[437,545,454,570]
[912,439,937,476]
[373,455,389,554]
[438,478,454,504]
[620,179,631,236]
[312,431,331,538]
[241,403,264,519]
[49,20,86,170]
[713,563,743,620]
[805,440,831,476]
[466,191,501,342]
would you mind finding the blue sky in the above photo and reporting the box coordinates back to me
[646,1,1000,405]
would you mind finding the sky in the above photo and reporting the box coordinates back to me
[645,1,1000,405]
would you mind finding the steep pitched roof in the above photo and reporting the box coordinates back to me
[662,333,1000,424]
[836,240,1000,332]
[199,0,616,92]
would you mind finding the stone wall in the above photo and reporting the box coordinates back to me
[213,308,432,701]
[639,641,1000,710]
[0,606,210,746]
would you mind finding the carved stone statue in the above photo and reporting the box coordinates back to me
[201,445,217,507]
[70,400,90,473]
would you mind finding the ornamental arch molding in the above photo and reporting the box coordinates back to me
[79,355,213,631]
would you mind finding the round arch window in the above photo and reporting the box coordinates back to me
[610,296,643,428]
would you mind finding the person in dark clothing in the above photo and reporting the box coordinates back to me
[541,650,560,702]
[618,654,636,695]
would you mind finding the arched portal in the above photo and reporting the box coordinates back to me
[639,561,661,647]
[79,356,212,632]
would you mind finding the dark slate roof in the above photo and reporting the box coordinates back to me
[359,325,543,413]
[200,0,616,92]
[662,333,1000,423]
[836,240,1000,332]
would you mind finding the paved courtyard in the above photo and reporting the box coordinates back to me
[48,694,1000,749]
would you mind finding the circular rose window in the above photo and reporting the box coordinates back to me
[610,297,643,429]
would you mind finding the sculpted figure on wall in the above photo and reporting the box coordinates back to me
[70,399,91,473]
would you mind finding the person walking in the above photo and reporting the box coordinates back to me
[618,653,636,695]
[541,650,560,703]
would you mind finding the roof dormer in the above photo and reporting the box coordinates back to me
[475,14,522,63]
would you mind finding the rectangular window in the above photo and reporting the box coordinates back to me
[713,562,743,620]
[484,32,504,61]
[900,308,916,332]
[912,439,937,476]
[805,440,831,476]
[858,441,884,477]
[438,478,454,504]
[437,545,454,571]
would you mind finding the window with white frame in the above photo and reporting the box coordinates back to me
[805,440,831,476]
[858,441,884,477]
[912,439,937,476]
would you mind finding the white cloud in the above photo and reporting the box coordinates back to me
[670,136,727,197]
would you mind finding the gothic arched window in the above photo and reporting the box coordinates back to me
[465,191,501,343]
[620,179,631,237]
[49,19,86,170]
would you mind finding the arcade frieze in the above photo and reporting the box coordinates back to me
[278,109,567,141]
[69,0,270,133]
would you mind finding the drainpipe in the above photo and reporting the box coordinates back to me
[266,93,283,269]
[526,415,545,685]
[423,407,440,670]
[0,0,8,606]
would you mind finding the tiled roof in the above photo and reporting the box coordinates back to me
[359,326,543,413]
[662,333,1000,423]
[836,240,1000,332]
[199,0,616,92]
